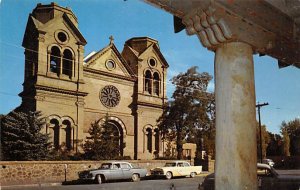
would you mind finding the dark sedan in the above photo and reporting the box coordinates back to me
[199,163,300,190]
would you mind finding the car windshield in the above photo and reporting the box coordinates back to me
[100,163,112,169]
[165,163,176,167]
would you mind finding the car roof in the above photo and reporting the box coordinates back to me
[257,163,271,169]
[102,161,131,164]
[166,160,188,163]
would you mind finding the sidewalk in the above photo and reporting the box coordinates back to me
[1,182,62,189]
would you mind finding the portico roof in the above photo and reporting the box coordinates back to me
[144,0,300,68]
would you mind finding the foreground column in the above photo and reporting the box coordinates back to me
[215,42,257,190]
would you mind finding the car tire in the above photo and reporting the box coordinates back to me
[166,171,172,180]
[132,173,140,182]
[95,175,102,184]
[190,172,196,178]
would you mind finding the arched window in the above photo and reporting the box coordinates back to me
[50,46,61,75]
[50,119,60,149]
[146,128,152,153]
[145,70,152,94]
[153,72,160,96]
[154,128,160,152]
[62,49,73,77]
[62,120,72,150]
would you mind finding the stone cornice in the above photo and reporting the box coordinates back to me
[35,85,88,97]
[137,101,163,109]
[62,13,87,45]
[83,67,136,82]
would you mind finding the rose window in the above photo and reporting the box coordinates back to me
[100,85,120,108]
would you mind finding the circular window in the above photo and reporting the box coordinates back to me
[106,60,116,70]
[149,58,156,67]
[100,85,120,108]
[57,32,67,43]
[55,30,69,44]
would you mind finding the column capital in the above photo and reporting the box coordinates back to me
[75,100,85,107]
[182,2,276,53]
[183,8,230,47]
[77,44,85,52]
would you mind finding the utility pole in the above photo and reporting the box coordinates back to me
[256,102,269,163]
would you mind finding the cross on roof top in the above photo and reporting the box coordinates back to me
[109,35,114,44]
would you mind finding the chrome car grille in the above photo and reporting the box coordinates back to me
[151,171,163,175]
[79,171,90,178]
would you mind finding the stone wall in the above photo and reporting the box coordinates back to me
[0,160,198,186]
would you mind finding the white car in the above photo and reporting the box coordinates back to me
[150,160,202,179]
[200,163,300,190]
[263,159,275,167]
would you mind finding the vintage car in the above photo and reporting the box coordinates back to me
[78,161,148,184]
[199,163,300,190]
[151,160,202,179]
[262,158,275,167]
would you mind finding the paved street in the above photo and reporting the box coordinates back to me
[2,176,205,190]
[277,170,300,175]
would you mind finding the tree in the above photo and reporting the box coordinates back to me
[1,110,51,160]
[266,132,283,156]
[280,118,300,156]
[83,114,120,160]
[157,66,214,159]
[282,128,290,156]
[163,130,176,159]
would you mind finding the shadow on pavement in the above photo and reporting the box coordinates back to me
[62,180,93,185]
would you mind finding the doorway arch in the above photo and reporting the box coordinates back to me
[99,116,127,156]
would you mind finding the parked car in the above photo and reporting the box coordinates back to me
[263,159,275,167]
[78,161,148,184]
[199,163,300,190]
[151,160,202,179]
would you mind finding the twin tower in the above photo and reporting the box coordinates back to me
[20,3,168,159]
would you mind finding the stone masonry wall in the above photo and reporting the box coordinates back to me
[0,160,201,186]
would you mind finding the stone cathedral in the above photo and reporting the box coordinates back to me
[20,3,168,160]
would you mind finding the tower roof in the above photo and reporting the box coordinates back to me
[32,2,78,26]
[125,37,159,54]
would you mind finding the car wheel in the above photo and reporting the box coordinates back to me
[95,175,102,184]
[165,171,172,180]
[132,173,140,182]
[190,172,196,178]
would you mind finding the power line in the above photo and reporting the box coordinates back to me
[0,41,215,94]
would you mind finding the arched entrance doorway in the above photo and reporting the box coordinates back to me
[106,120,124,156]
[100,117,126,157]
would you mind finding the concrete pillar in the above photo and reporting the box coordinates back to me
[215,42,257,190]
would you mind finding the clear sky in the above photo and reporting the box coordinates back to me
[0,0,299,135]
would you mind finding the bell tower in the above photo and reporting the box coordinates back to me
[122,37,169,159]
[20,2,87,151]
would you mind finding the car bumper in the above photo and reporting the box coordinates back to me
[151,172,166,177]
[78,176,95,180]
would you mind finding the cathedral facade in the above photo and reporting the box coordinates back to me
[20,3,168,160]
